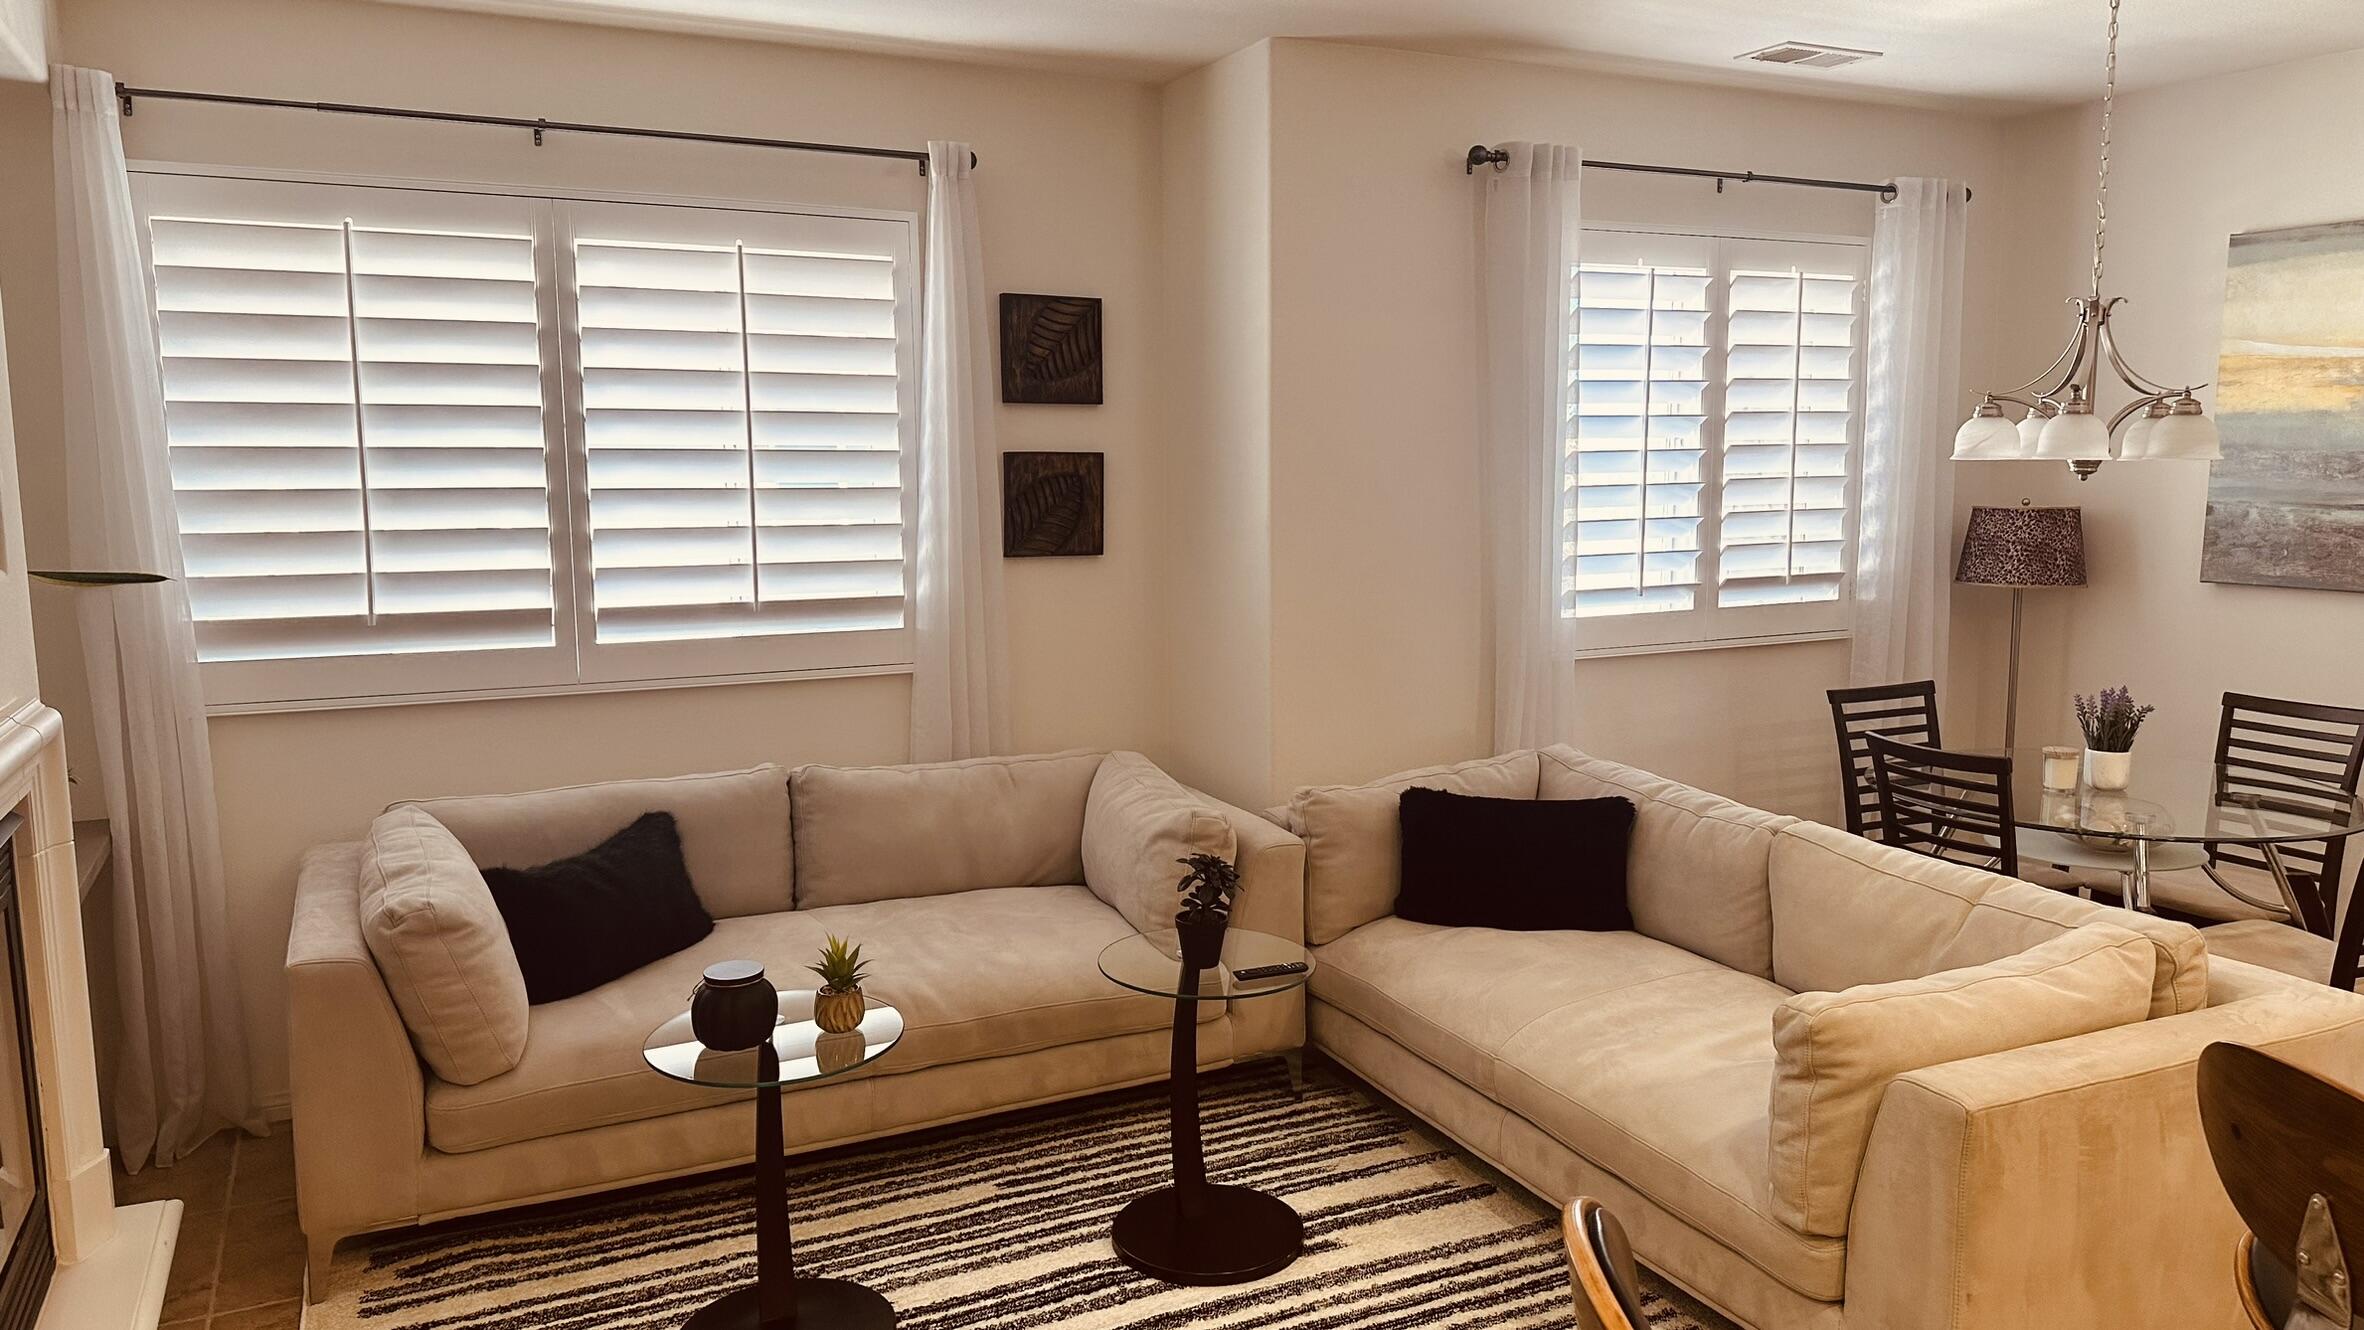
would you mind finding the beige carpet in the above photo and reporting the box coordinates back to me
[309,1064,1733,1328]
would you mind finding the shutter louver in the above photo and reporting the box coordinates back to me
[152,206,556,666]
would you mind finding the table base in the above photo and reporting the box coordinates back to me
[681,1278,895,1330]
[1112,1184,1302,1286]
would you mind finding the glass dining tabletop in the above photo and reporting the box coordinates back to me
[1099,927,1314,1002]
[643,989,904,1090]
[1992,748,2364,846]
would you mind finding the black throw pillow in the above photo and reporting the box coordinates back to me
[1395,787,1637,931]
[483,811,715,1004]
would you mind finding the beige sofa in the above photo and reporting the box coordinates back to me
[1283,745,2364,1330]
[286,749,1305,1291]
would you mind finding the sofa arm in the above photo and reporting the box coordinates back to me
[1844,987,2364,1330]
[1199,791,1308,1060]
[286,843,425,1251]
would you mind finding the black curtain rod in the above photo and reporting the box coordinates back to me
[1464,145,1969,202]
[114,83,972,175]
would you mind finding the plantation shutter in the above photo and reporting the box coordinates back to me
[137,174,571,704]
[1567,226,1863,650]
[559,201,917,681]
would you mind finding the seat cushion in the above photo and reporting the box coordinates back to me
[1768,923,2155,1237]
[1292,751,1540,945]
[1489,969,1848,1302]
[1538,747,1794,978]
[1081,751,1236,933]
[403,765,792,920]
[425,885,1193,1152]
[359,806,530,1087]
[1310,917,1726,1095]
[792,752,1103,908]
[1767,820,2209,1017]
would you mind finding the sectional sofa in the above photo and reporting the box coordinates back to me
[1278,745,2364,1330]
[284,749,1304,1294]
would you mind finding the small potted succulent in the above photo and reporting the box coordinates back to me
[2075,685,2155,791]
[808,935,871,1035]
[1173,852,1242,971]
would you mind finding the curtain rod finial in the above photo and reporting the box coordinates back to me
[1465,145,1508,175]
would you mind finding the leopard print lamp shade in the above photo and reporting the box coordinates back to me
[1955,503,2087,588]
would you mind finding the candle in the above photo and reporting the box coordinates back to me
[2042,746,2080,791]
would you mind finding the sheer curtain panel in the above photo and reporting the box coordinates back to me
[1851,177,1969,688]
[1477,143,1581,750]
[53,65,260,1168]
[910,141,1009,761]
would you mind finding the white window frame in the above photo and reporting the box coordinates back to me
[1567,223,1868,658]
[128,162,921,712]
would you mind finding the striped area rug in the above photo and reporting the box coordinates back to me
[308,1064,1731,1329]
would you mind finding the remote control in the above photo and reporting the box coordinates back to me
[1230,961,1309,981]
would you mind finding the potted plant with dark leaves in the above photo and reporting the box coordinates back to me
[2075,685,2155,791]
[1173,853,1242,971]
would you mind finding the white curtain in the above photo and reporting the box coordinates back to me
[1477,143,1581,751]
[1852,177,1970,688]
[910,141,1009,762]
[52,65,259,1168]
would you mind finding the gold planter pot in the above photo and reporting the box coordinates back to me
[814,986,866,1034]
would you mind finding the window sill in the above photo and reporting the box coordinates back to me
[1570,628,1851,662]
[203,661,914,718]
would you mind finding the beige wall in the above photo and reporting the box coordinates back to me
[1952,47,2364,772]
[0,286,31,717]
[1253,39,2012,817]
[0,0,1166,1108]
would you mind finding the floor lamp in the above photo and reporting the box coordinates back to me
[1954,501,2087,749]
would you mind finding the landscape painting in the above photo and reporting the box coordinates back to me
[2201,219,2364,591]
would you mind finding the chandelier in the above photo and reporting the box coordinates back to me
[1951,0,2220,478]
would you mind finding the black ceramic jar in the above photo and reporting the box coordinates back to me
[690,960,779,1051]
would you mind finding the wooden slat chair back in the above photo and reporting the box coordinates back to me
[1864,732,2018,877]
[1563,1197,1648,1330]
[2198,1041,2364,1329]
[1827,680,1942,841]
[2211,694,2364,939]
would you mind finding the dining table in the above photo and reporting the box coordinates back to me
[1986,748,2364,918]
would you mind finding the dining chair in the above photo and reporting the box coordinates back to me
[2194,693,2364,992]
[1864,733,2020,874]
[2198,1040,2364,1329]
[1827,681,1942,841]
[1563,1197,1648,1330]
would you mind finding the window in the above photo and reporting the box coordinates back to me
[1566,227,1865,653]
[132,172,917,707]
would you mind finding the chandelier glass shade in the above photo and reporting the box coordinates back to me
[1950,0,2222,477]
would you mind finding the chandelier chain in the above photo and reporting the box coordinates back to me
[2093,0,2119,294]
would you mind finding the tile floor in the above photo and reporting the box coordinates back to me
[115,1129,305,1330]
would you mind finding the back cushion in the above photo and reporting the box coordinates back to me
[793,751,1104,908]
[358,806,530,1086]
[1292,751,1540,946]
[1767,922,2155,1237]
[1767,820,2208,1017]
[403,765,792,920]
[1081,752,1238,934]
[1538,746,1790,978]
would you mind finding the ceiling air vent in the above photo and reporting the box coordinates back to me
[1736,41,1882,69]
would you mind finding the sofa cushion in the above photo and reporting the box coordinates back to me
[401,765,791,920]
[1768,922,2155,1237]
[1766,819,2208,1017]
[424,884,1199,1152]
[1310,917,1725,1095]
[792,752,1104,908]
[1396,789,1636,932]
[1081,752,1237,934]
[484,812,713,1004]
[1537,746,1792,978]
[1293,751,1540,946]
[358,806,530,1087]
[1489,969,1847,1302]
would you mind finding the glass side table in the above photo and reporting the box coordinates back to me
[643,988,905,1328]
[1097,926,1315,1285]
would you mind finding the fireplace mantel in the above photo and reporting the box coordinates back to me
[0,700,180,1330]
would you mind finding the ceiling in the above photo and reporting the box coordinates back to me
[376,0,2364,110]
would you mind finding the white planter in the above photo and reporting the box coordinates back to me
[2084,747,2134,791]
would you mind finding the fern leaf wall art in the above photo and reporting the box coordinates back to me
[1002,452,1105,557]
[999,293,1104,404]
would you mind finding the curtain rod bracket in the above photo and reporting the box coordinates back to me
[532,118,546,148]
[117,82,134,117]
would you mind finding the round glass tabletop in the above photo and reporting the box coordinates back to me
[643,989,904,1090]
[1099,926,1314,1002]
[1994,749,2364,846]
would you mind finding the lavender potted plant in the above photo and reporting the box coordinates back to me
[2074,686,2156,791]
[1173,852,1242,971]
